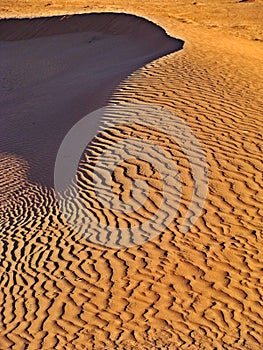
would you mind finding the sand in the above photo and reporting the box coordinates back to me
[0,1,263,349]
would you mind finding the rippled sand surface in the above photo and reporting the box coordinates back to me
[0,1,263,349]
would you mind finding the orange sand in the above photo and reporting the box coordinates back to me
[0,1,262,349]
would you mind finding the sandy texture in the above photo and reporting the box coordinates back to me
[0,1,263,349]
[0,14,182,186]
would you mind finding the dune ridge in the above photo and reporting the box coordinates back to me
[0,13,178,43]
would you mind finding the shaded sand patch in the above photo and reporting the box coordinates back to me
[0,13,183,186]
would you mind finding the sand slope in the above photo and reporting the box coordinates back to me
[0,2,263,350]
[0,14,183,186]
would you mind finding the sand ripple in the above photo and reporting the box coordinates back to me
[0,10,263,350]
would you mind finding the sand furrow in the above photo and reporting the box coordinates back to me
[0,4,263,349]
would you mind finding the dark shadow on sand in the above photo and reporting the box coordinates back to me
[0,13,184,187]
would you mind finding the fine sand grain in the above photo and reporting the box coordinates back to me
[0,1,263,349]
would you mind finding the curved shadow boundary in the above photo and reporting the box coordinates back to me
[0,13,184,187]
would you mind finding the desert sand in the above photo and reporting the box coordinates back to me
[0,1,263,349]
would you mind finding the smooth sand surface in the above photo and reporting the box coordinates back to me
[0,1,263,349]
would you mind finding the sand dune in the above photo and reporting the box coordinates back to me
[0,1,263,349]
[0,14,183,186]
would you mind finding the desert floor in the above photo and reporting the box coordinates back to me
[0,1,263,349]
